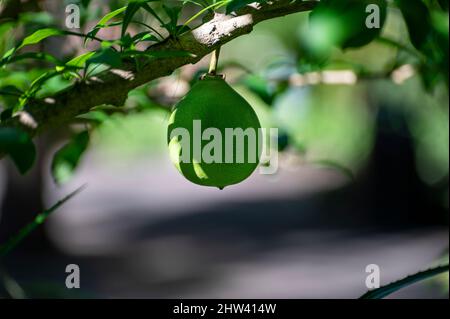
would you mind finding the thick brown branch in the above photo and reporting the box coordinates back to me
[1,0,318,137]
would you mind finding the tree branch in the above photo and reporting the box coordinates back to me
[1,0,318,137]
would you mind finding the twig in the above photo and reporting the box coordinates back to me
[0,185,87,258]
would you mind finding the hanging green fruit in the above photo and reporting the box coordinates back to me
[167,50,262,189]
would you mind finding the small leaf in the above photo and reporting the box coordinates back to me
[122,1,144,37]
[182,0,207,8]
[175,24,191,35]
[142,2,166,26]
[119,33,134,49]
[98,6,127,28]
[1,48,15,62]
[163,4,182,25]
[360,264,449,299]
[395,0,432,50]
[35,74,73,99]
[77,110,109,123]
[18,28,64,50]
[0,52,62,68]
[57,51,96,72]
[132,32,158,44]
[0,127,36,174]
[85,6,127,44]
[27,70,62,98]
[182,1,228,28]
[2,29,93,67]
[51,131,89,184]
[0,185,86,258]
[0,85,23,97]
[226,0,267,14]
[0,30,63,66]
[162,4,183,35]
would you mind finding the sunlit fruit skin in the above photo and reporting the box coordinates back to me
[168,76,261,189]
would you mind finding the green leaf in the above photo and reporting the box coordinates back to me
[132,32,158,44]
[0,185,86,258]
[2,29,96,67]
[394,1,448,90]
[162,1,195,37]
[77,110,109,123]
[98,6,127,28]
[56,51,96,72]
[395,0,432,50]
[35,74,73,99]
[162,4,184,35]
[226,0,267,14]
[18,28,64,50]
[85,6,127,44]
[0,29,64,66]
[360,264,449,299]
[122,1,144,37]
[183,1,229,28]
[27,70,62,97]
[87,48,122,68]
[309,0,387,50]
[0,85,23,97]
[0,127,36,174]
[174,25,191,35]
[163,4,181,25]
[119,33,134,48]
[51,131,90,184]
[1,48,15,62]
[142,2,166,26]
[0,52,62,68]
[182,0,208,8]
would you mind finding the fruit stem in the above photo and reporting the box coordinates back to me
[208,47,221,75]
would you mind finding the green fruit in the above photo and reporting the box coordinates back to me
[167,76,261,189]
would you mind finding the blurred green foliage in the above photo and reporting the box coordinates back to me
[0,0,448,189]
